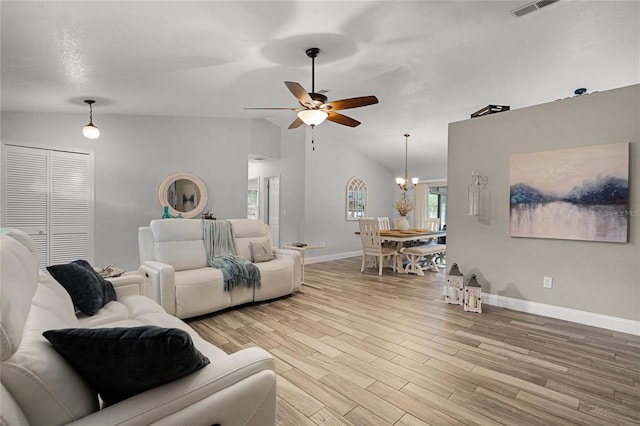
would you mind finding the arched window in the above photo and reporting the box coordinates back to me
[346,177,368,220]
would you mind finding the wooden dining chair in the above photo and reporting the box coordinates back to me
[376,216,396,266]
[415,217,446,268]
[421,217,441,232]
[358,218,398,275]
[376,217,391,230]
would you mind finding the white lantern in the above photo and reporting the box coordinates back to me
[463,274,482,313]
[445,263,464,305]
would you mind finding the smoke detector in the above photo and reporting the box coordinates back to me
[511,0,560,18]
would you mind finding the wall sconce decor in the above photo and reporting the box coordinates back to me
[445,263,464,305]
[463,274,482,313]
[467,172,487,216]
[82,99,100,139]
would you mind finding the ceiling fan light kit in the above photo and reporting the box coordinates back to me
[297,109,328,127]
[245,47,378,130]
[82,99,100,139]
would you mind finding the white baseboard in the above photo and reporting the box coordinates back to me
[304,251,640,336]
[483,293,640,336]
[306,251,361,265]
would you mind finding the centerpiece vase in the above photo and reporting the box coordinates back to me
[398,216,410,231]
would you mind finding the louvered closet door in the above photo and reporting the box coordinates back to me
[50,150,91,264]
[2,145,49,266]
[2,144,93,266]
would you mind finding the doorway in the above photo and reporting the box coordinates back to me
[264,176,280,248]
[248,175,280,248]
[247,178,259,219]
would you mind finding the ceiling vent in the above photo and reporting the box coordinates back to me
[511,0,559,18]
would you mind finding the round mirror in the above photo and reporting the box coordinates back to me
[158,172,208,219]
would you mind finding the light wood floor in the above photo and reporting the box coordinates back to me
[188,257,640,425]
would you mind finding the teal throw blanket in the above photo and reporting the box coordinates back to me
[203,219,260,291]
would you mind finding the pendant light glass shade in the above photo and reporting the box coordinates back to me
[82,100,100,139]
[82,124,100,139]
[297,109,328,126]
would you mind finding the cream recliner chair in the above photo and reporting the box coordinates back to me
[138,218,301,319]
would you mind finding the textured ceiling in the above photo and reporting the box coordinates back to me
[2,1,638,173]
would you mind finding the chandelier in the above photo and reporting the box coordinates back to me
[396,133,419,191]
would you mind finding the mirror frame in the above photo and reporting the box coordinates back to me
[158,172,208,219]
[345,176,368,221]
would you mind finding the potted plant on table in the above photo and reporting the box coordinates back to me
[394,193,414,231]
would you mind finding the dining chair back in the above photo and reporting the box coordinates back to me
[422,217,441,232]
[376,217,391,230]
[358,218,398,276]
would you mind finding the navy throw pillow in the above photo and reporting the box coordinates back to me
[43,326,210,404]
[47,259,117,316]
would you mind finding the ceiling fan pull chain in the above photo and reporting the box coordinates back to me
[312,126,315,151]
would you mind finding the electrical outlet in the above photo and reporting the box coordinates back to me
[543,277,553,288]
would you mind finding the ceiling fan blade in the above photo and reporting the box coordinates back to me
[326,111,361,127]
[323,95,379,111]
[288,116,304,129]
[243,107,299,110]
[285,81,314,107]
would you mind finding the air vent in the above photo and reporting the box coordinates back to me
[511,0,559,17]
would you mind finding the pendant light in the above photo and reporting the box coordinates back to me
[82,99,100,139]
[396,133,419,191]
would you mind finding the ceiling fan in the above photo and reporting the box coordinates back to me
[245,47,379,129]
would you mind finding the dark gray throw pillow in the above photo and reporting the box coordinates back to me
[47,259,117,316]
[43,326,210,404]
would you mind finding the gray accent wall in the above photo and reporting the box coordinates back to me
[447,84,639,322]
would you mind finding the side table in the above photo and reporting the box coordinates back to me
[282,243,323,290]
[96,266,149,297]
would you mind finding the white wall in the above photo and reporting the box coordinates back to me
[447,84,639,322]
[2,112,266,270]
[2,111,399,270]
[248,128,306,247]
[303,125,397,256]
[250,119,281,159]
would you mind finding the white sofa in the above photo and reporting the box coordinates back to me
[138,219,301,319]
[0,228,277,426]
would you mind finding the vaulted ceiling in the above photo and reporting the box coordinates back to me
[2,1,638,173]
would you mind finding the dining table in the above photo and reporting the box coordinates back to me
[355,228,446,273]
[378,228,445,244]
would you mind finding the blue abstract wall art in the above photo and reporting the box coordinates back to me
[509,142,629,242]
